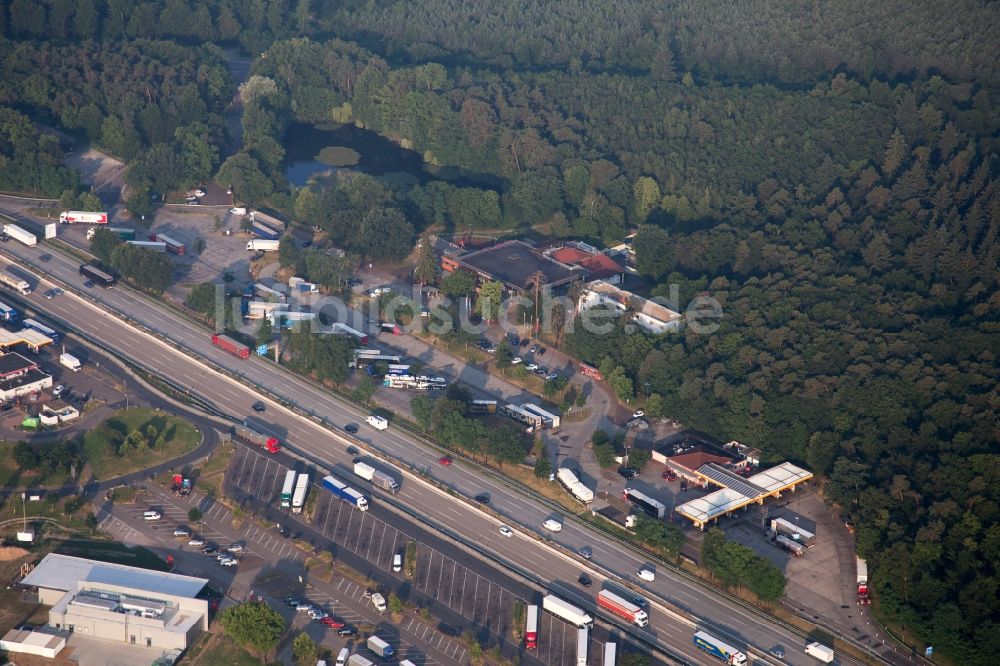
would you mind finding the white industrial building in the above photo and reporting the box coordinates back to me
[19,554,209,651]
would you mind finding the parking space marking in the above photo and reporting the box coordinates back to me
[458,567,469,616]
[373,521,387,566]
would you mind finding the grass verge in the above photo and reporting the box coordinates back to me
[81,407,201,480]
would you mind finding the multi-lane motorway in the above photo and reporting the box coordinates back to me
[0,239,857,666]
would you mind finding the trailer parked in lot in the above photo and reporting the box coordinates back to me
[280,470,296,508]
[557,467,594,504]
[576,627,589,666]
[624,487,666,519]
[60,211,108,224]
[542,594,593,628]
[291,473,309,514]
[153,233,186,255]
[321,475,369,511]
[525,604,538,649]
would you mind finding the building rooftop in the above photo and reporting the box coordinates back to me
[548,247,591,264]
[583,280,680,325]
[0,329,52,352]
[669,450,734,472]
[0,367,49,392]
[21,554,208,599]
[455,240,581,291]
[577,253,625,280]
[0,351,39,377]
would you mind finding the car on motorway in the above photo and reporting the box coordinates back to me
[172,527,191,538]
[39,254,52,262]
[43,288,58,299]
[578,546,592,560]
[769,646,785,659]
[617,466,638,480]
[474,494,490,504]
[252,401,266,413]
[439,455,452,465]
[187,536,205,547]
[637,567,655,581]
[345,423,359,434]
[498,525,513,538]
[578,573,592,587]
[337,626,357,637]
[83,280,95,288]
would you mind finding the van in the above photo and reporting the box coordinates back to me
[392,553,402,573]
[143,510,162,521]
[366,415,388,430]
[336,648,349,666]
[542,518,562,532]
[370,592,386,612]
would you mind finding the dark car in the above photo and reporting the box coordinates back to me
[346,445,360,455]
[437,623,460,637]
[537,347,546,355]
[252,401,266,413]
[278,525,291,538]
[578,574,592,587]
[474,494,490,505]
[345,423,359,434]
[337,626,358,637]
[520,338,531,347]
[202,545,218,555]
[84,280,95,288]
[39,254,52,262]
[578,546,593,560]
[680,478,689,491]
[618,466,638,480]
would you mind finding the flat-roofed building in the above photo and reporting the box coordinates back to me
[19,554,209,651]
[578,280,682,334]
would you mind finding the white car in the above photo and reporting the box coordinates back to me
[52,385,66,398]
[194,189,206,197]
[632,409,645,419]
[226,543,245,553]
[498,525,513,538]
[219,558,238,567]
[187,537,205,547]
[637,568,655,582]
[526,363,539,372]
[308,608,328,620]
[511,357,522,365]
[172,527,191,538]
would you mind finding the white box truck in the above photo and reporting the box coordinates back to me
[366,415,388,430]
[60,353,81,372]
[366,636,394,659]
[247,239,280,252]
[805,642,834,662]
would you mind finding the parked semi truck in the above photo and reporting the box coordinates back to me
[153,233,186,255]
[1,266,32,295]
[542,594,593,628]
[623,487,666,519]
[597,589,649,627]
[692,631,747,665]
[4,224,36,247]
[353,461,399,494]
[247,239,280,252]
[87,226,135,241]
[291,473,309,514]
[805,642,835,662]
[280,470,296,508]
[771,517,816,546]
[211,333,250,358]
[525,604,538,649]
[576,627,589,666]
[59,211,108,224]
[557,467,594,504]
[252,220,282,240]
[321,475,369,511]
[232,423,281,454]
[366,636,395,659]
[856,556,870,604]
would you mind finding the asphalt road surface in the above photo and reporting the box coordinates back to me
[0,240,874,666]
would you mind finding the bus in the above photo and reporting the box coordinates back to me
[22,319,59,344]
[80,263,116,287]
[279,470,296,508]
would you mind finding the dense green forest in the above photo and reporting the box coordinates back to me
[0,0,998,662]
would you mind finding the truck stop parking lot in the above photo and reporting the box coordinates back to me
[226,443,642,666]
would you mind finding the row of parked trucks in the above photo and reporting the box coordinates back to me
[556,467,594,504]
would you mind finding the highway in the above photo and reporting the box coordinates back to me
[0,239,837,666]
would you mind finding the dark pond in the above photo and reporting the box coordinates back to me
[283,122,496,190]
